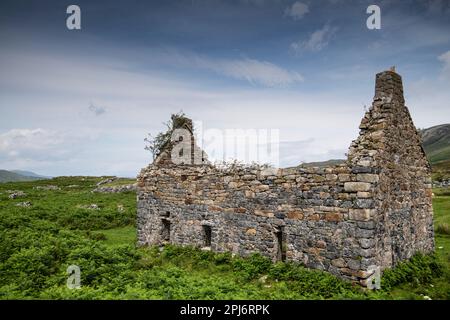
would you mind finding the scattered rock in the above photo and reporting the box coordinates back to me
[9,191,27,199]
[77,204,100,210]
[432,180,450,188]
[96,177,118,186]
[34,185,60,191]
[258,275,268,283]
[16,201,32,207]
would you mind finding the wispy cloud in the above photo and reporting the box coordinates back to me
[284,2,309,20]
[165,51,304,87]
[290,24,338,54]
[89,103,106,116]
[196,57,304,87]
[438,50,450,75]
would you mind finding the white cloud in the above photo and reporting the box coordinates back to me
[0,128,84,163]
[284,2,309,20]
[290,24,338,54]
[438,50,450,74]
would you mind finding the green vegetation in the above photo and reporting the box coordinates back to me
[434,188,450,236]
[144,111,190,160]
[0,177,449,299]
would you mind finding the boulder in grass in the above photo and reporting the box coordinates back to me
[77,204,100,210]
[16,201,32,207]
[9,191,27,199]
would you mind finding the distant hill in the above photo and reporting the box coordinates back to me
[421,124,450,164]
[299,159,346,168]
[11,170,51,179]
[421,124,450,181]
[0,170,48,183]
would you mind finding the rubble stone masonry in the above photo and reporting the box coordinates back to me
[137,70,434,286]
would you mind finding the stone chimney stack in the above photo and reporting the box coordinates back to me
[374,69,405,104]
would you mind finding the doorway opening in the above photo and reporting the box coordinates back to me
[161,219,171,242]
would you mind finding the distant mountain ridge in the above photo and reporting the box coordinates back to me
[11,170,51,179]
[0,170,50,183]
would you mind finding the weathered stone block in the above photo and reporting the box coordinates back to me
[331,258,346,268]
[256,185,270,192]
[357,174,379,183]
[356,191,372,198]
[245,190,255,198]
[287,211,304,220]
[228,181,239,188]
[325,212,342,222]
[344,182,371,192]
[338,174,351,182]
[254,209,274,218]
[349,209,375,221]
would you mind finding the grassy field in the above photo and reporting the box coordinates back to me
[0,177,449,299]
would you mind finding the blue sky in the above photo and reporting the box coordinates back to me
[1,0,450,177]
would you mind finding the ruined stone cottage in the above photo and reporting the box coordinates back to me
[137,70,434,286]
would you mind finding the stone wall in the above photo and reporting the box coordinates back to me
[136,70,434,286]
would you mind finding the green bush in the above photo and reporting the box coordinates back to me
[231,253,272,280]
[381,253,443,290]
